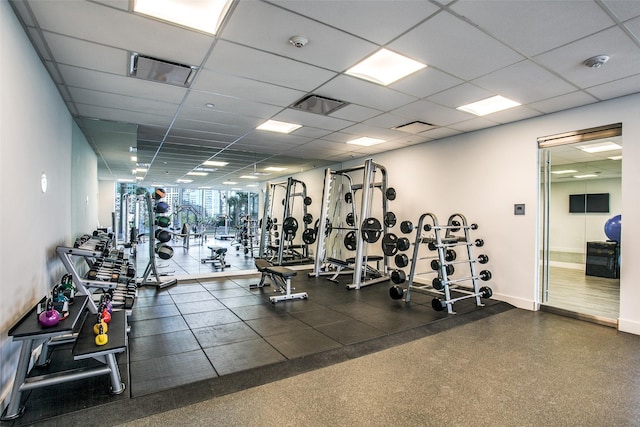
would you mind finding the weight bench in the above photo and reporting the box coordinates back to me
[201,246,230,270]
[251,258,307,303]
[324,256,384,282]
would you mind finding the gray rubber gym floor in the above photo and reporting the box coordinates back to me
[2,253,510,425]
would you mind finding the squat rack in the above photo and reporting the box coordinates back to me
[312,158,392,289]
[258,177,313,265]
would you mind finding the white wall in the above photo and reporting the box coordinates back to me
[71,121,99,237]
[98,180,116,231]
[0,0,99,407]
[550,178,621,253]
[290,93,640,335]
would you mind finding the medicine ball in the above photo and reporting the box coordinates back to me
[155,216,171,228]
[155,201,170,213]
[155,229,171,243]
[153,188,166,200]
[155,243,174,260]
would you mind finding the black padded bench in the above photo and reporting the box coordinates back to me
[251,259,307,303]
[325,256,384,282]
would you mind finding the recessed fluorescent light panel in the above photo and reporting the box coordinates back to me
[133,0,233,35]
[346,137,385,147]
[608,156,622,160]
[203,160,228,167]
[573,174,598,179]
[176,179,193,183]
[578,141,622,153]
[187,171,208,176]
[223,181,237,185]
[457,95,521,116]
[551,169,578,174]
[257,120,302,134]
[346,49,426,86]
[264,167,287,172]
[240,175,258,179]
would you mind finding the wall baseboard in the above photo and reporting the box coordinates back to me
[618,318,640,336]
[493,293,536,311]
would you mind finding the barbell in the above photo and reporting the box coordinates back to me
[431,286,492,311]
[390,266,454,285]
[395,249,456,268]
[431,269,492,291]
[430,254,489,271]
[424,221,478,232]
[428,238,484,251]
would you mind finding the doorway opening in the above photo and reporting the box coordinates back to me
[538,123,621,326]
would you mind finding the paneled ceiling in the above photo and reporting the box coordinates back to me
[9,0,640,189]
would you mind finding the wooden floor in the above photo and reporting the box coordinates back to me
[544,266,619,321]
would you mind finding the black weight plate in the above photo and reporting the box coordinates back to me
[361,217,382,243]
[384,211,397,228]
[344,230,357,251]
[381,233,398,256]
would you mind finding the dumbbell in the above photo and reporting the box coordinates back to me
[87,270,120,282]
[428,238,484,251]
[430,254,489,270]
[431,286,493,312]
[395,250,457,268]
[431,270,492,291]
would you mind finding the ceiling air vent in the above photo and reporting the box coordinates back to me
[392,121,437,134]
[291,94,349,115]
[129,53,197,87]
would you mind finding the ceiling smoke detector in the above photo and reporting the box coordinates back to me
[289,35,309,48]
[583,55,609,69]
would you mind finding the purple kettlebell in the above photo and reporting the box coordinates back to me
[39,309,60,328]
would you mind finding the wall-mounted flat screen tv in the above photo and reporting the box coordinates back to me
[569,193,610,213]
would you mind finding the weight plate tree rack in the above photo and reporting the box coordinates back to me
[138,192,177,289]
[231,214,260,257]
[311,158,392,290]
[258,177,314,265]
[390,212,492,314]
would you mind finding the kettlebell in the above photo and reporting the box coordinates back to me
[38,308,60,328]
[101,308,111,324]
[94,324,108,346]
[93,320,108,335]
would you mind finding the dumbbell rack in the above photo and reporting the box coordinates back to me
[56,231,136,315]
[401,213,491,314]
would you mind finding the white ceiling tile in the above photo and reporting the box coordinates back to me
[205,40,337,92]
[528,91,599,114]
[272,108,354,132]
[534,27,640,88]
[28,0,213,66]
[68,87,180,116]
[27,28,51,61]
[57,64,188,103]
[339,123,407,142]
[317,75,419,111]
[624,15,640,39]
[271,0,441,45]
[485,106,542,125]
[448,117,499,133]
[450,0,615,56]
[329,104,383,122]
[76,104,173,127]
[391,66,464,99]
[471,60,577,104]
[602,0,640,21]
[184,91,282,119]
[585,74,640,100]
[418,127,462,140]
[220,0,377,72]
[391,100,472,127]
[192,69,305,107]
[389,11,524,80]
[43,32,125,75]
[361,113,421,130]
[290,126,333,139]
[427,83,493,109]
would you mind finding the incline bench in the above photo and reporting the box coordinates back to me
[251,258,308,303]
[324,255,384,282]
